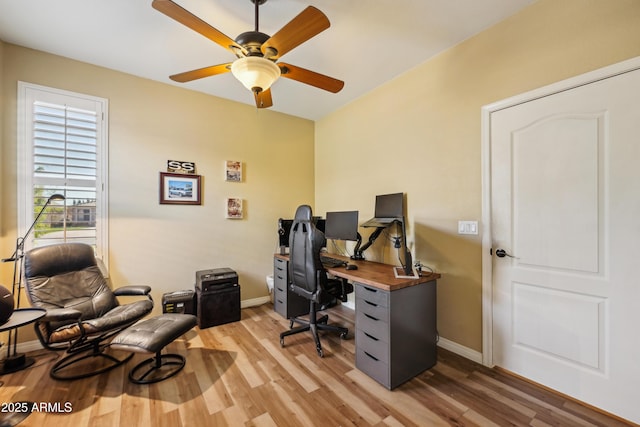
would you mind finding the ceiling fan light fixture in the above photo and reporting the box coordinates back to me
[231,56,281,93]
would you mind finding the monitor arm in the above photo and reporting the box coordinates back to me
[352,227,385,260]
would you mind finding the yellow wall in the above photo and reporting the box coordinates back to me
[0,41,4,241]
[3,0,640,354]
[315,0,640,352]
[0,44,315,320]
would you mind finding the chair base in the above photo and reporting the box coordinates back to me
[0,353,36,375]
[51,349,133,381]
[280,313,348,357]
[128,352,186,384]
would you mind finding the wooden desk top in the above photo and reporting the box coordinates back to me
[275,253,440,292]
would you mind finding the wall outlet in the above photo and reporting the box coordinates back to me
[458,220,478,235]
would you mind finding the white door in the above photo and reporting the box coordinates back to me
[489,67,640,423]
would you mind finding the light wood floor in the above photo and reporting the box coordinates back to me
[0,303,634,427]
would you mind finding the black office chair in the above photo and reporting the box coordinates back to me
[279,205,353,357]
[23,242,154,380]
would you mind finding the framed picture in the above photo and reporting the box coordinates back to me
[167,160,196,175]
[160,172,202,205]
[225,160,242,182]
[226,197,243,219]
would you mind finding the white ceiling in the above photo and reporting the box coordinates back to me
[0,0,536,120]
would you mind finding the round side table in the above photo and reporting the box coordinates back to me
[0,308,46,374]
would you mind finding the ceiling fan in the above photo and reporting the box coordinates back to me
[152,0,344,108]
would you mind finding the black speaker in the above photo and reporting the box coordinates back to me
[162,290,196,315]
[196,284,240,329]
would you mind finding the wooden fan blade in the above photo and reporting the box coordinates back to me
[260,6,330,60]
[279,63,344,93]
[152,0,241,54]
[254,89,273,108]
[170,63,231,83]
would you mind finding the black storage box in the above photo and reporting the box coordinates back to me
[195,268,240,329]
[162,290,196,315]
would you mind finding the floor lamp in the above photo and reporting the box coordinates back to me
[1,193,65,371]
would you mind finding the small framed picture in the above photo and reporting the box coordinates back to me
[160,172,202,205]
[167,160,196,175]
[225,160,242,182]
[226,197,243,219]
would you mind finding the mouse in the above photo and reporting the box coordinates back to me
[345,264,358,270]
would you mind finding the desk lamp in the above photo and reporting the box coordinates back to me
[1,193,65,370]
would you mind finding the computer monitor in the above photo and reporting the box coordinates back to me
[279,217,325,249]
[324,211,359,241]
[278,218,294,249]
[314,217,326,234]
[362,192,404,228]
[375,192,403,218]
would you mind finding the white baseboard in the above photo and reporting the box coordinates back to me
[341,300,355,310]
[12,339,44,354]
[241,296,271,308]
[437,337,483,364]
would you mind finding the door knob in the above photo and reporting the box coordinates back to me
[494,248,516,258]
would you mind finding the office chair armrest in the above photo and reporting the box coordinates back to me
[113,285,152,296]
[42,307,82,322]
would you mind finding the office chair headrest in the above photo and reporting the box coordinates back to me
[294,205,313,222]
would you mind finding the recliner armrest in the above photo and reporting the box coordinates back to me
[42,308,83,322]
[114,285,152,296]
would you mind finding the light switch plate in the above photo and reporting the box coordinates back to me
[458,220,478,235]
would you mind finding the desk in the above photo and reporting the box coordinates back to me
[273,253,440,389]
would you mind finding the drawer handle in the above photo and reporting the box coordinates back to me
[276,287,284,292]
[363,286,377,293]
[364,300,378,307]
[276,299,284,304]
[364,332,379,341]
[277,275,284,280]
[364,313,379,321]
[364,351,379,362]
[276,267,284,272]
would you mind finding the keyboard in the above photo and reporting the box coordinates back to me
[320,255,345,268]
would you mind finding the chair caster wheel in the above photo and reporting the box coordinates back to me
[316,348,324,358]
[280,337,285,347]
[289,320,294,329]
[340,332,348,339]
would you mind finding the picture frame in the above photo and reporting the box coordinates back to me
[225,160,242,182]
[226,197,243,219]
[167,160,196,175]
[160,172,202,205]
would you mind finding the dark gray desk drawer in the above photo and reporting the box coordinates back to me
[273,286,287,317]
[356,329,389,364]
[356,283,389,307]
[273,273,287,291]
[356,347,390,388]
[356,310,389,341]
[274,257,287,275]
[355,297,390,323]
[273,281,287,298]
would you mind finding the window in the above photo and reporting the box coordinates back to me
[18,82,109,262]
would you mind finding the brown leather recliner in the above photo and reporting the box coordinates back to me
[23,242,154,380]
[279,205,353,357]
